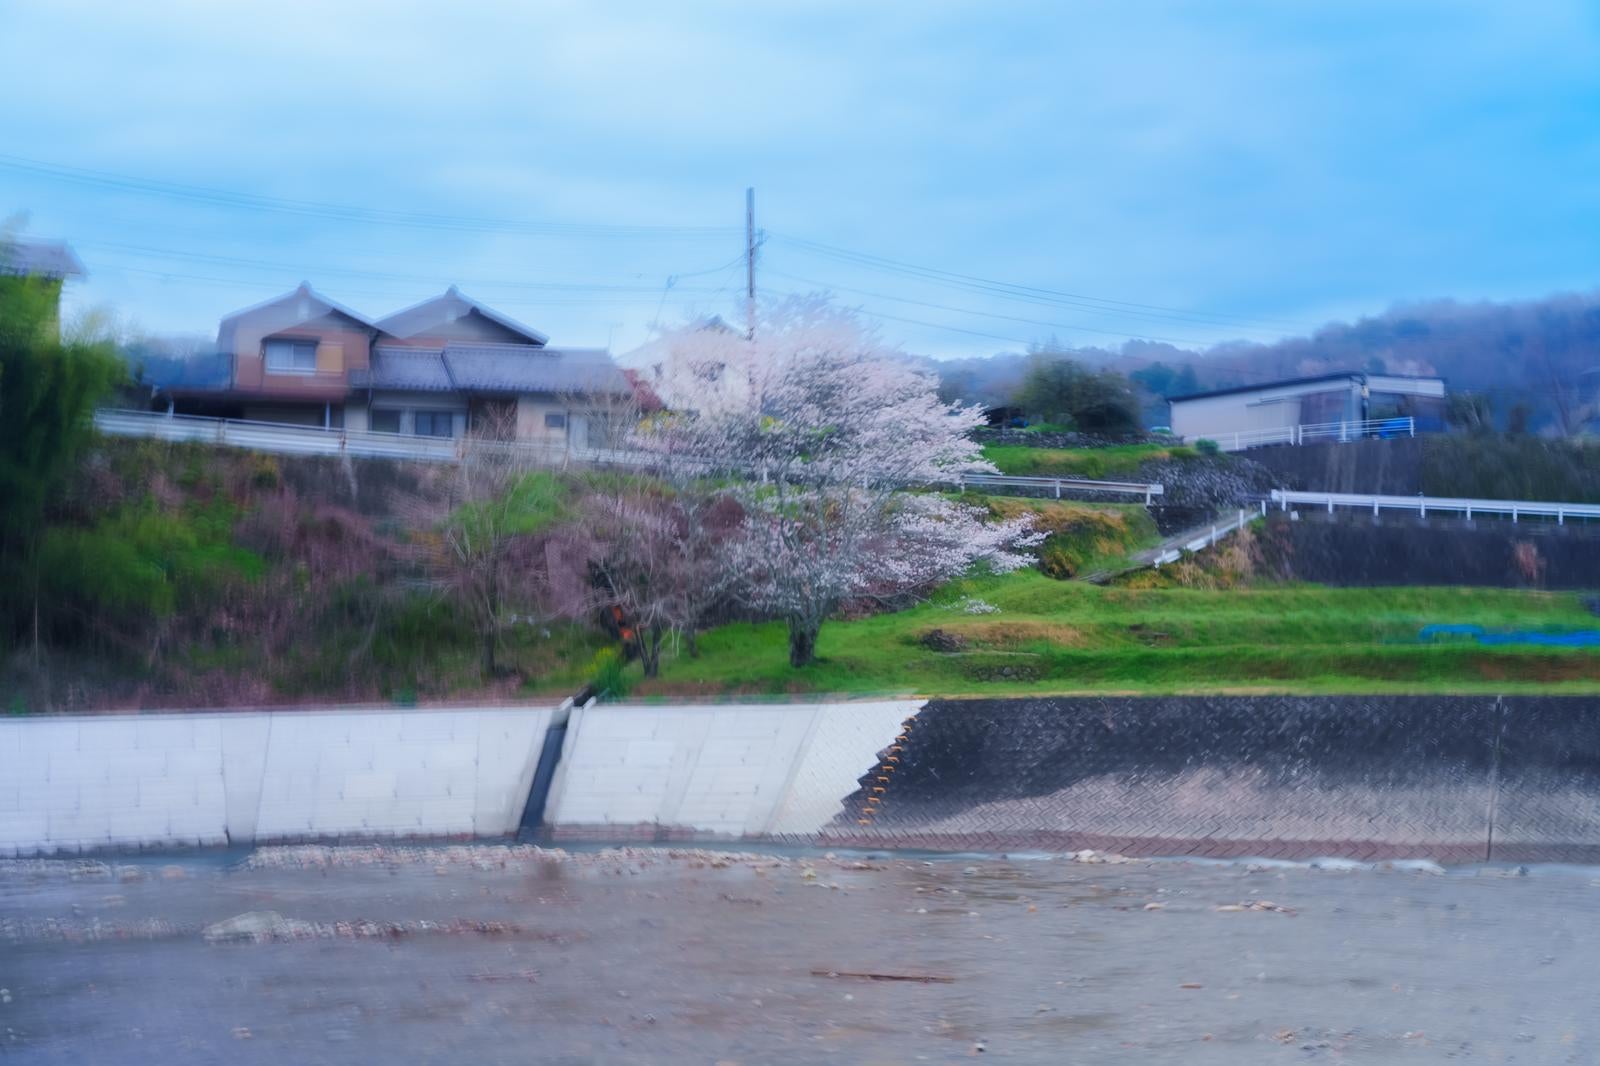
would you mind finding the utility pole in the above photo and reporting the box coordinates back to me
[745,186,756,339]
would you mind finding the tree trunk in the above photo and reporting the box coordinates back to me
[481,569,500,677]
[481,627,497,677]
[32,581,41,669]
[787,618,819,668]
[639,625,663,678]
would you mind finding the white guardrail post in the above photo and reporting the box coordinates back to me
[1270,488,1600,524]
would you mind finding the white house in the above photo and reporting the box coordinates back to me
[1168,371,1446,449]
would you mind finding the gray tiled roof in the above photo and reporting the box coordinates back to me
[375,287,549,345]
[216,282,384,353]
[360,343,626,396]
[0,239,85,278]
[445,345,625,394]
[357,347,455,391]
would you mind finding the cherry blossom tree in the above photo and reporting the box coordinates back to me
[637,297,1038,667]
[575,477,744,676]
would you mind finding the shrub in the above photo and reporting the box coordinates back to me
[979,497,1155,580]
[247,454,281,490]
[37,507,264,642]
[587,645,631,699]
[1194,438,1221,456]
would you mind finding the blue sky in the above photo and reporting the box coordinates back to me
[3,0,1597,360]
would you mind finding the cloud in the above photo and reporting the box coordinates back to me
[4,0,1598,357]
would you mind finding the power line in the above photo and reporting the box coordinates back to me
[770,232,1317,333]
[78,239,732,295]
[0,154,741,240]
[91,263,730,307]
[671,250,751,280]
[767,268,1220,347]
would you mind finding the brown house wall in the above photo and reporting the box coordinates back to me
[227,312,373,400]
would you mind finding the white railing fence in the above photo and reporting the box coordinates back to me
[1152,508,1256,567]
[1269,489,1600,525]
[93,409,638,468]
[93,409,1168,503]
[953,472,1164,503]
[1189,416,1414,453]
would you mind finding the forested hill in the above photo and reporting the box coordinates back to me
[933,290,1600,434]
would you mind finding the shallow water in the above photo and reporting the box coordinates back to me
[2,847,1597,1063]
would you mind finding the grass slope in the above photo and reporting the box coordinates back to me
[981,442,1187,478]
[970,496,1162,578]
[623,571,1600,698]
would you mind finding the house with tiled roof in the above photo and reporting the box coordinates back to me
[157,283,630,447]
[1,237,86,333]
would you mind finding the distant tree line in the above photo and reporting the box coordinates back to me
[934,288,1600,438]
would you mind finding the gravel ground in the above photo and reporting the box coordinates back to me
[1,845,1596,1064]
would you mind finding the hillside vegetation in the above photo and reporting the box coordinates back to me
[636,570,1600,697]
[4,439,603,710]
[971,496,1159,578]
[981,442,1188,478]
[6,441,1595,709]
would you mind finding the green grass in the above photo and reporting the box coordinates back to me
[625,571,1600,698]
[982,442,1190,478]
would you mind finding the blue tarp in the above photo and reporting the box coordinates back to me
[1419,624,1600,648]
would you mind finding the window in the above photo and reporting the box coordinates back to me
[264,338,317,373]
[544,412,567,430]
[414,411,454,438]
[370,409,401,434]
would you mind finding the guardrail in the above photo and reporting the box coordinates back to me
[1152,508,1256,566]
[95,409,596,466]
[95,409,1169,504]
[1189,417,1414,453]
[1269,489,1600,524]
[953,472,1164,503]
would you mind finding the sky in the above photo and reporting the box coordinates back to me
[3,0,1598,362]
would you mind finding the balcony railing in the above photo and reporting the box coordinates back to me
[1185,416,1414,452]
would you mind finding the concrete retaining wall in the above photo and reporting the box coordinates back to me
[0,705,553,856]
[1255,512,1600,588]
[544,700,921,839]
[9,696,1600,862]
[1248,437,1426,495]
[548,696,1600,863]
